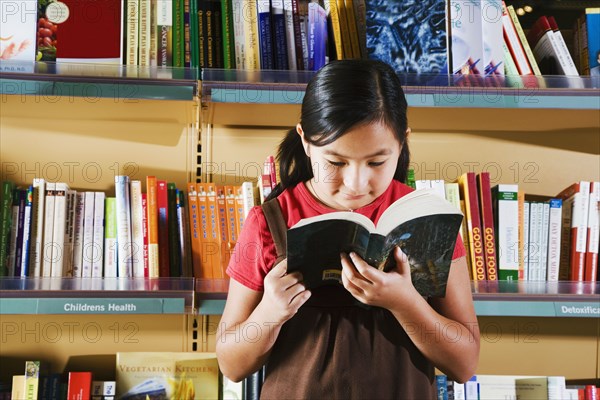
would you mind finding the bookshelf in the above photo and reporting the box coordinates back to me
[0,62,598,383]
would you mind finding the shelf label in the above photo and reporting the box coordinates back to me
[554,302,600,318]
[0,298,186,314]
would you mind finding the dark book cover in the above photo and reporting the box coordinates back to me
[365,0,448,76]
[287,189,463,297]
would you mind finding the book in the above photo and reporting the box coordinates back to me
[500,2,533,76]
[481,0,504,77]
[547,16,579,76]
[527,16,574,76]
[0,0,37,66]
[130,180,145,278]
[146,176,160,278]
[584,181,599,281]
[0,181,15,276]
[103,197,118,278]
[67,371,92,400]
[91,192,106,278]
[81,191,96,278]
[366,0,449,75]
[585,8,600,77]
[557,181,591,281]
[54,0,124,64]
[286,189,463,297]
[505,4,541,76]
[24,360,41,400]
[450,0,484,76]
[515,376,567,400]
[115,352,219,400]
[458,172,486,281]
[476,172,497,280]
[115,175,133,278]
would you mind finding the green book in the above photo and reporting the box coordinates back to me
[0,180,15,276]
[221,0,236,69]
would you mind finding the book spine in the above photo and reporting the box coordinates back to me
[177,190,193,277]
[157,180,170,277]
[6,190,18,277]
[126,0,140,65]
[81,191,95,278]
[500,1,532,75]
[141,193,149,277]
[130,180,145,277]
[217,186,231,273]
[19,187,33,277]
[167,183,182,277]
[257,0,274,69]
[189,0,199,69]
[212,0,224,68]
[12,189,26,277]
[150,0,159,66]
[115,175,133,278]
[103,197,118,278]
[205,184,223,279]
[584,181,599,281]
[146,176,160,277]
[272,0,289,70]
[291,0,304,70]
[323,0,343,60]
[231,0,246,69]
[492,185,519,280]
[548,16,579,76]
[477,173,497,280]
[546,198,563,281]
[24,360,40,400]
[41,182,55,277]
[244,0,261,69]
[459,173,486,280]
[173,0,184,67]
[62,189,76,277]
[71,192,84,278]
[139,0,152,66]
[0,181,15,276]
[198,0,207,68]
[352,0,366,58]
[50,183,68,277]
[91,192,105,278]
[187,183,203,278]
[343,0,360,58]
[196,183,212,278]
[157,0,174,66]
[481,0,504,76]
[220,0,236,68]
[67,372,92,400]
[506,4,541,75]
[28,178,44,277]
[539,202,550,280]
[335,0,352,60]
[283,0,298,69]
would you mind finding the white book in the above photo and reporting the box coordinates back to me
[41,182,56,277]
[450,0,484,75]
[481,0,504,75]
[130,180,145,277]
[548,19,579,76]
[231,0,247,69]
[546,198,563,281]
[415,180,430,191]
[91,192,106,277]
[528,201,541,281]
[242,0,260,70]
[539,202,550,280]
[430,180,446,199]
[241,181,255,218]
[81,191,96,278]
[522,200,530,281]
[50,182,69,277]
[585,182,600,280]
[62,189,77,277]
[104,197,118,278]
[501,2,532,75]
[28,178,45,277]
[115,175,133,278]
[72,192,86,278]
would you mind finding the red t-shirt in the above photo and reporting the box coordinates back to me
[226,180,466,291]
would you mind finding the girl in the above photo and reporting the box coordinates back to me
[216,59,480,399]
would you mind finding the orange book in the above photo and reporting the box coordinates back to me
[201,183,223,279]
[196,183,212,279]
[145,176,160,277]
[556,181,591,281]
[458,172,486,281]
[233,185,247,238]
[477,172,498,281]
[216,186,232,274]
[187,182,203,278]
[67,372,92,400]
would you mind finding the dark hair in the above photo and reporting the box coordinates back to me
[268,59,410,200]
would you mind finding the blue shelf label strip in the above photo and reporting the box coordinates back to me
[0,298,185,314]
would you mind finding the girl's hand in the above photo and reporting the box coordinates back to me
[260,259,311,325]
[340,247,419,309]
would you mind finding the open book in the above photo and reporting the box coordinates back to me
[287,189,463,297]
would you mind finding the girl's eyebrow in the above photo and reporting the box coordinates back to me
[323,149,393,158]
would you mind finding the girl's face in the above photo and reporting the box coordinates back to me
[299,121,405,211]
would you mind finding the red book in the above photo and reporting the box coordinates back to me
[55,0,123,63]
[156,180,170,277]
[477,172,498,281]
[67,372,92,400]
[458,172,486,281]
[556,181,591,281]
[584,181,599,281]
[141,193,149,278]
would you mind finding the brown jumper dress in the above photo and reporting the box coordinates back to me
[258,199,436,400]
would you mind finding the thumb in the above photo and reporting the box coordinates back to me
[268,258,288,277]
[393,246,410,275]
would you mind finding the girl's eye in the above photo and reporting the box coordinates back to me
[327,160,345,167]
[369,161,386,167]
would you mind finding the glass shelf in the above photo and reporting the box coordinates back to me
[201,69,600,110]
[0,61,199,101]
[0,277,195,315]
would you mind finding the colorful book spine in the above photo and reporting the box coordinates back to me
[187,183,203,278]
[0,181,15,276]
[323,0,343,60]
[104,197,118,278]
[272,0,289,70]
[257,0,275,69]
[500,1,533,75]
[477,173,497,281]
[91,192,105,278]
[62,189,77,277]
[458,173,486,281]
[167,183,181,277]
[157,180,170,277]
[19,186,33,277]
[28,178,45,277]
[41,182,55,277]
[546,198,563,282]
[67,372,92,400]
[173,0,184,67]
[146,176,160,277]
[547,16,579,75]
[130,180,145,278]
[157,0,174,66]
[220,0,236,68]
[584,181,599,281]
[506,4,542,75]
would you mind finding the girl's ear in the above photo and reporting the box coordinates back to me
[296,123,310,157]
[405,127,411,139]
